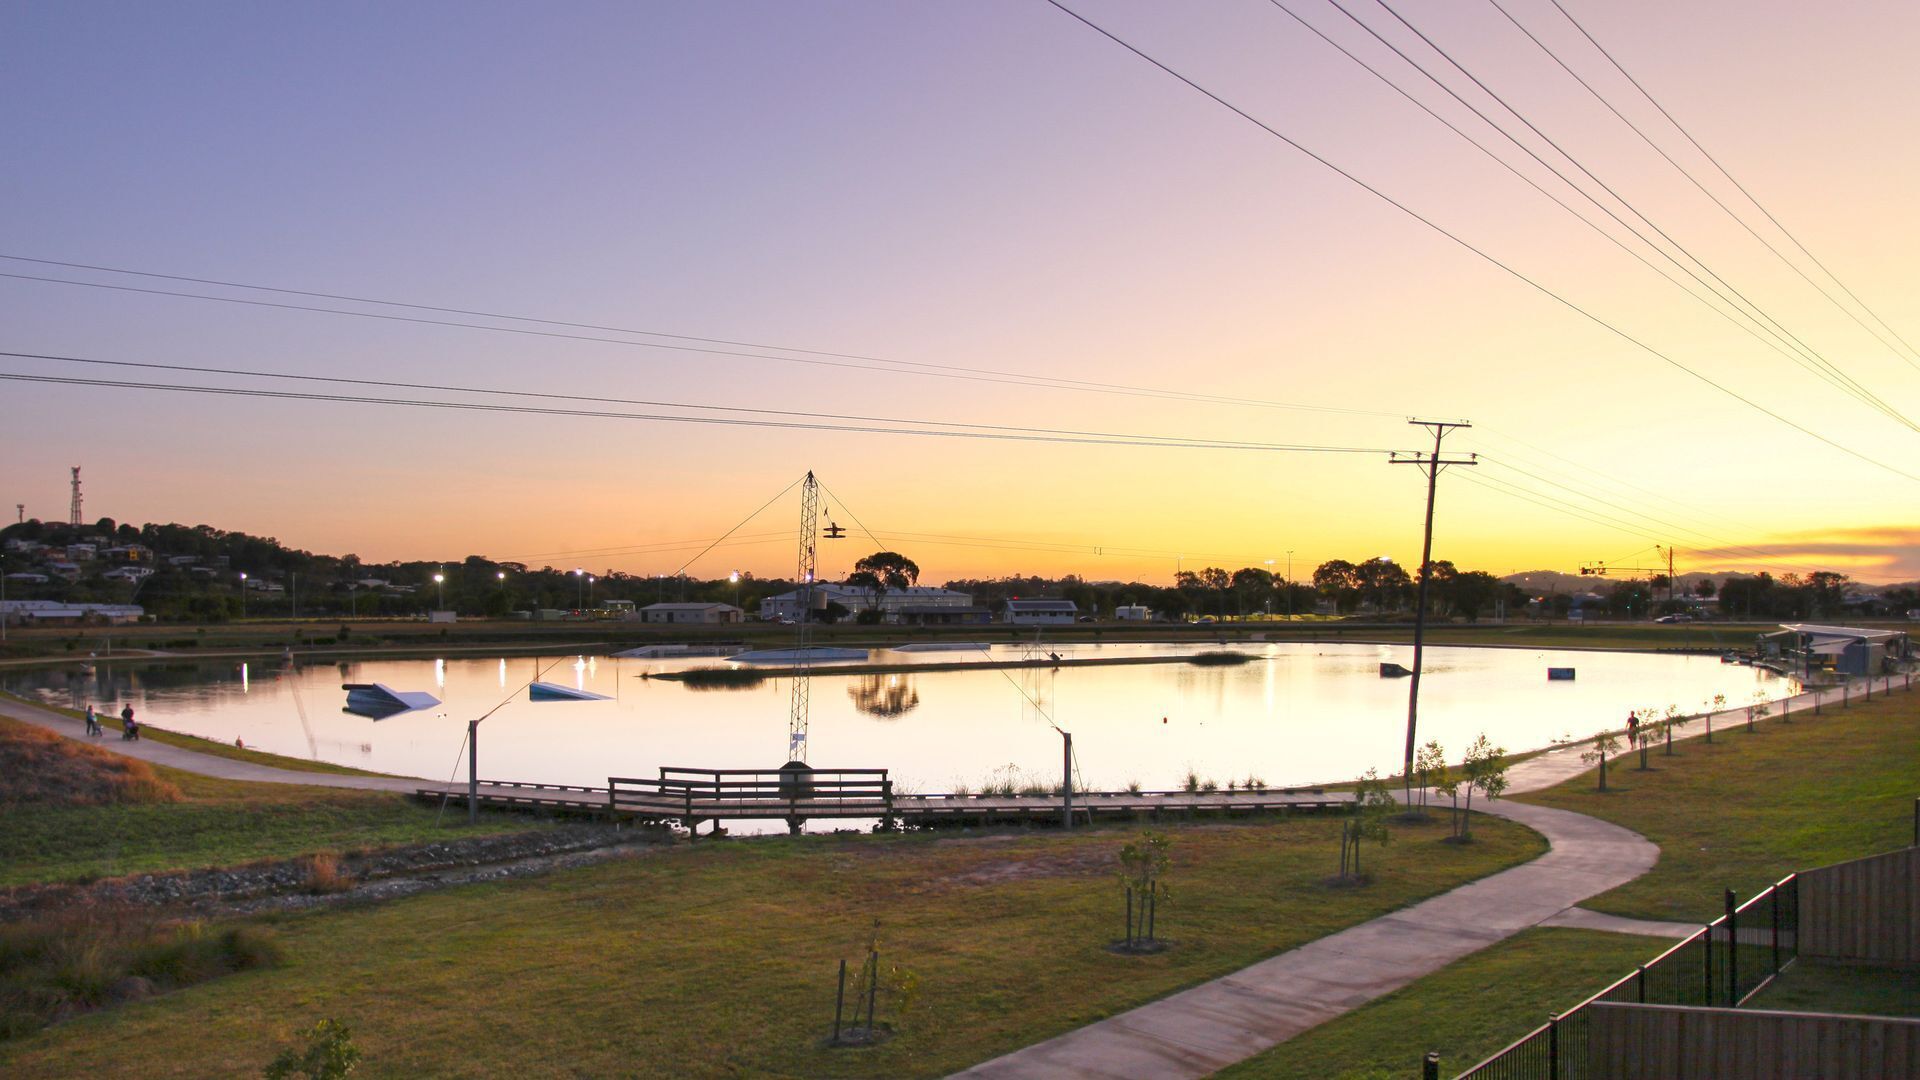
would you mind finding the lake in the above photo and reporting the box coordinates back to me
[8,641,1792,798]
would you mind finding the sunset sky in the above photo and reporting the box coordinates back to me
[5,1,1919,584]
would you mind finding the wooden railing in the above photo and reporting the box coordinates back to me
[607,767,893,828]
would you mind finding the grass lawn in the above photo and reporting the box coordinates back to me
[0,718,543,887]
[1515,687,1920,922]
[1216,928,1668,1080]
[1748,959,1920,1018]
[0,812,1544,1078]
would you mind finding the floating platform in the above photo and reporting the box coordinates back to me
[612,644,744,659]
[1547,667,1577,681]
[888,642,992,653]
[731,646,870,664]
[528,682,611,702]
[1380,662,1412,678]
[342,683,440,719]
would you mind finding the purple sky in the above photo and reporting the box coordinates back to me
[6,1,1920,581]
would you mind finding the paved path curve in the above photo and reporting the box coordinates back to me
[0,695,424,793]
[954,796,1658,1079]
[956,680,1875,1079]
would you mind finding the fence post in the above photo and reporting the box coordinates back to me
[1548,1015,1560,1080]
[1770,886,1781,976]
[1637,964,1647,1003]
[1843,680,1849,708]
[1725,889,1738,1006]
[1422,1050,1440,1080]
[1702,923,1713,1006]
[832,957,847,1042]
[1912,797,1918,848]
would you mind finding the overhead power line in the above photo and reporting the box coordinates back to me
[0,256,1403,419]
[1323,0,1916,433]
[1539,0,1920,370]
[0,364,1395,455]
[1041,0,1920,485]
[1268,0,1920,436]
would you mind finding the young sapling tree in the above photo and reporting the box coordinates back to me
[1582,729,1621,792]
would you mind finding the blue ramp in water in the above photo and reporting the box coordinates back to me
[342,683,441,719]
[528,682,611,702]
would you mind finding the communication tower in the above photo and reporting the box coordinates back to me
[69,467,82,527]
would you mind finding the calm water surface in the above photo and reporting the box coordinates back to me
[9,642,1792,794]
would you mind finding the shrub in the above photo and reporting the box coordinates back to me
[303,853,352,895]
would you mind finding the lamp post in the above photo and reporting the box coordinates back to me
[238,572,247,619]
[496,570,506,616]
[588,575,595,610]
[572,568,585,609]
[1286,550,1294,618]
[433,572,446,611]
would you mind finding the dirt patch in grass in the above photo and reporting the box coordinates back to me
[933,846,1115,890]
[0,717,180,807]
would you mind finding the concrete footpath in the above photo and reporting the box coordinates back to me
[955,796,1659,1079]
[958,680,1874,1079]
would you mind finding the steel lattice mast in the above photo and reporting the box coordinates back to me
[786,471,820,764]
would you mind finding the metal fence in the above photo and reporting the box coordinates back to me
[1454,873,1798,1079]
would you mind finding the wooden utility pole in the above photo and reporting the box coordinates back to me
[1392,420,1476,800]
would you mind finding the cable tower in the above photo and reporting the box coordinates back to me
[68,467,82,527]
[786,471,821,765]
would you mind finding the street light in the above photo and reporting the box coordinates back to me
[433,572,446,610]
[572,568,585,609]
[238,571,247,619]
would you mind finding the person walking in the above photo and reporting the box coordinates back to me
[84,704,101,737]
[120,703,138,741]
[1626,710,1640,749]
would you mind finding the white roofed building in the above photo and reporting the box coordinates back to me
[1003,599,1079,625]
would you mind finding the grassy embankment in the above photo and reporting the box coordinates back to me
[0,715,541,887]
[0,812,1544,1078]
[1516,684,1920,921]
[2,692,394,778]
[1221,673,1920,1078]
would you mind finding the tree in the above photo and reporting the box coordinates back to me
[1198,567,1231,616]
[1448,570,1503,622]
[1581,730,1621,791]
[1117,831,1172,950]
[1314,560,1362,614]
[849,551,920,615]
[1354,558,1411,613]
[1458,735,1508,840]
[1412,739,1446,814]
[1339,768,1395,879]
[1434,757,1464,839]
[1230,566,1274,617]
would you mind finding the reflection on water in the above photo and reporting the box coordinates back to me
[847,673,920,719]
[5,643,1793,800]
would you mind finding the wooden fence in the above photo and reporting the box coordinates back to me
[1584,1002,1919,1079]
[1799,846,1919,964]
